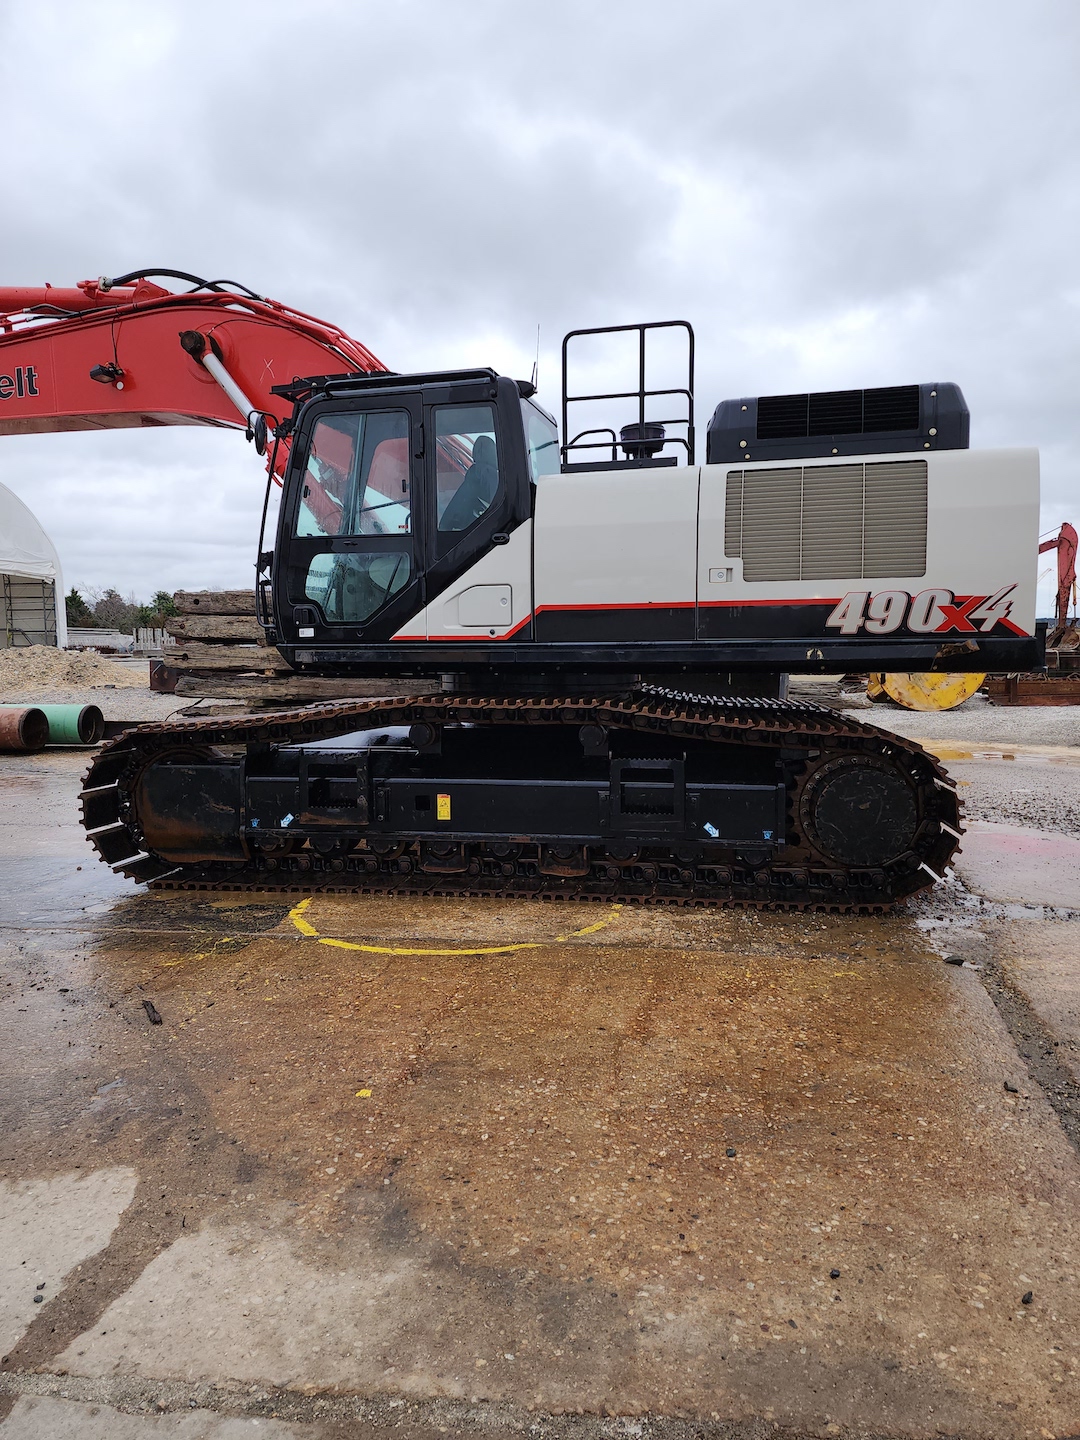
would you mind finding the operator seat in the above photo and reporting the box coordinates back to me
[440,433,498,531]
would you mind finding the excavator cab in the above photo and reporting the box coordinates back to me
[267,371,543,648]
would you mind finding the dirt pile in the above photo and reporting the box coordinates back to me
[0,644,145,691]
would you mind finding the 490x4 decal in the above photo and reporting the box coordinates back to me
[825,585,1026,637]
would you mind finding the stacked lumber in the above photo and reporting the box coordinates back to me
[164,590,284,696]
[163,591,421,703]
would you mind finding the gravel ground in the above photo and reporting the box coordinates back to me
[0,650,188,722]
[953,760,1080,837]
[844,695,1080,748]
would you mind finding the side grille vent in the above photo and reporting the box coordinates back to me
[724,460,927,582]
[756,385,921,440]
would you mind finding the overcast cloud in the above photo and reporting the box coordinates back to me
[2,0,1078,613]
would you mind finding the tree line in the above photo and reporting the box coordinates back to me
[65,587,178,634]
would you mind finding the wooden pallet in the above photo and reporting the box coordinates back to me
[985,672,1080,706]
[160,591,420,703]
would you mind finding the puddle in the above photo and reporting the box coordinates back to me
[0,859,133,930]
[920,742,1080,766]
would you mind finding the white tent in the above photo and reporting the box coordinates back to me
[0,480,66,648]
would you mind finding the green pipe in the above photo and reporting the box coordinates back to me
[0,703,105,744]
[41,704,105,744]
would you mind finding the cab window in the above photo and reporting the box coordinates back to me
[521,400,560,481]
[304,550,412,623]
[435,405,500,532]
[295,410,410,537]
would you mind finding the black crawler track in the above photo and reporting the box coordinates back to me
[79,689,962,913]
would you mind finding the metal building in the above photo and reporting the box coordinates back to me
[0,481,66,648]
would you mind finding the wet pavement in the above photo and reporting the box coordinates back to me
[1,731,1079,1440]
[955,823,1080,909]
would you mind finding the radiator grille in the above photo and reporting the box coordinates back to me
[756,384,921,439]
[724,460,927,581]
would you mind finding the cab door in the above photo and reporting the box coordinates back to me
[280,395,425,642]
[424,397,513,592]
[405,393,531,639]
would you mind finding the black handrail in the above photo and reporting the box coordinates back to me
[561,321,695,467]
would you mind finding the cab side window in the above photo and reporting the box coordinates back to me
[435,405,500,533]
[522,401,560,481]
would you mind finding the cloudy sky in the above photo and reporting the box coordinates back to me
[2,0,1078,614]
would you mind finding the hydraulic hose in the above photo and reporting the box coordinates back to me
[105,270,264,300]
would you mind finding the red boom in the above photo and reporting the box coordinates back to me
[0,276,387,467]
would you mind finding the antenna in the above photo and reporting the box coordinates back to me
[530,324,540,391]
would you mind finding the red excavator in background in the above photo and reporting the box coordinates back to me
[1039,522,1078,652]
[0,269,1046,910]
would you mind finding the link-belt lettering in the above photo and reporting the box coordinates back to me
[0,365,39,401]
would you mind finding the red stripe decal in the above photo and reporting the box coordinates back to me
[393,613,534,642]
[394,597,1032,639]
[697,598,840,609]
[534,601,696,612]
[999,616,1031,637]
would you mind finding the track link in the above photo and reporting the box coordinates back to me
[79,688,962,913]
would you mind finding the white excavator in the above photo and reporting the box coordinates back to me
[0,276,1042,909]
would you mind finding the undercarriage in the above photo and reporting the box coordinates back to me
[80,689,962,912]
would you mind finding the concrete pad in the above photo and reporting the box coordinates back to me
[0,753,131,922]
[954,822,1080,908]
[37,903,1079,1437]
[0,1395,316,1438]
[54,1218,434,1394]
[0,755,97,853]
[987,918,1080,1085]
[0,1169,136,1356]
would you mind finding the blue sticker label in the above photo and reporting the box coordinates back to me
[281,813,294,827]
[703,822,719,838]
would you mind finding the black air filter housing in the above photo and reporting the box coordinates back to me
[706,382,968,464]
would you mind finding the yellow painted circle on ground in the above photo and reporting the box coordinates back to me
[288,896,622,956]
[873,672,987,712]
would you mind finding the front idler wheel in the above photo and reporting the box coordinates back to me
[800,755,919,868]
